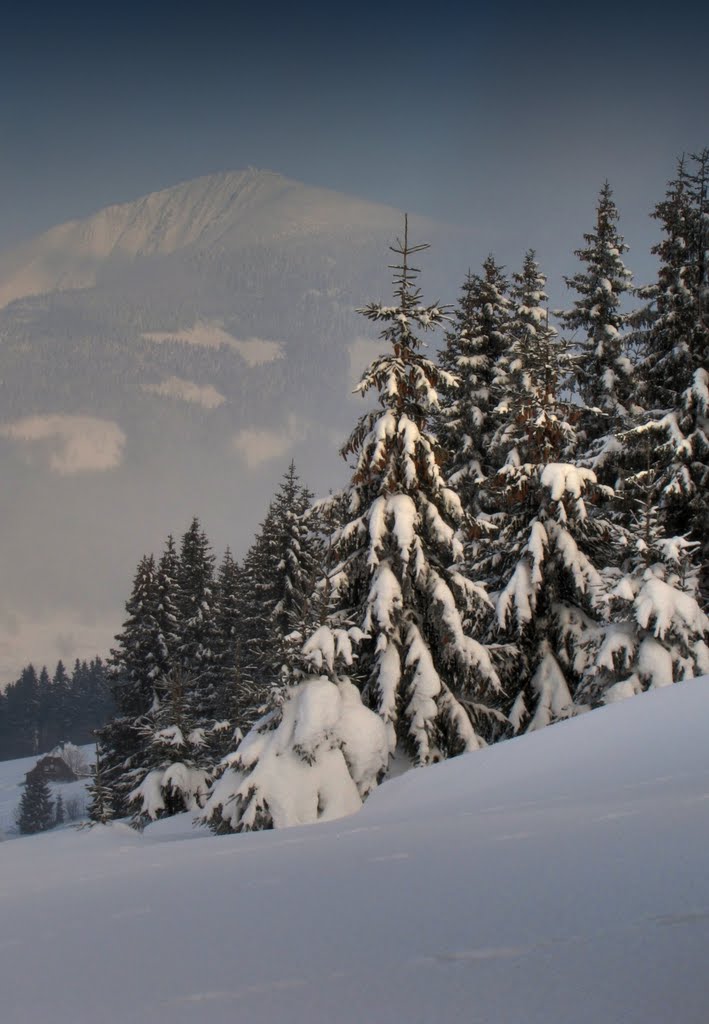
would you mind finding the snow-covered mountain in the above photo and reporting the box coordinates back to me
[1,679,707,1022]
[0,170,441,308]
[0,170,461,678]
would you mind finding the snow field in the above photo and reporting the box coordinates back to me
[1,679,708,1023]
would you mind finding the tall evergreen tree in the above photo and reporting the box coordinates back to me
[154,535,181,679]
[13,665,40,757]
[437,255,511,513]
[210,548,252,750]
[87,743,115,825]
[17,768,54,835]
[332,218,504,763]
[237,464,321,706]
[37,666,53,752]
[491,251,576,465]
[50,660,72,745]
[176,518,219,719]
[560,182,635,416]
[482,252,604,730]
[94,554,162,816]
[626,151,709,593]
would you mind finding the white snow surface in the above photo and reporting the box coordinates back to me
[1,681,709,1023]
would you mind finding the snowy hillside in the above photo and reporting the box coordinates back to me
[1,680,707,1023]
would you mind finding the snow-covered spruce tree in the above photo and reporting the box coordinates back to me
[558,182,635,451]
[208,548,252,758]
[87,743,115,824]
[579,500,709,706]
[113,521,223,823]
[202,625,388,833]
[127,669,211,827]
[626,151,709,592]
[436,256,511,513]
[17,768,55,834]
[94,555,163,817]
[154,534,181,674]
[482,252,612,731]
[491,251,577,466]
[176,518,220,720]
[332,219,505,763]
[237,463,322,707]
[213,548,241,713]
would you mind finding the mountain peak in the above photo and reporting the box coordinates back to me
[0,169,405,309]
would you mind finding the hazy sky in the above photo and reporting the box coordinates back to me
[1,0,707,265]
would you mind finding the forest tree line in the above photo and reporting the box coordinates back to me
[0,658,112,761]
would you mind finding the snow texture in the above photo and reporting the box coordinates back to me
[0,680,707,1023]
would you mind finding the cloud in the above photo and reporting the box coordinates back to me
[143,321,284,367]
[0,415,126,474]
[231,415,309,469]
[143,376,225,409]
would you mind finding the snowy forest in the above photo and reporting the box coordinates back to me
[77,151,709,835]
[0,659,111,761]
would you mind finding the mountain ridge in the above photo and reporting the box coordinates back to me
[0,169,436,310]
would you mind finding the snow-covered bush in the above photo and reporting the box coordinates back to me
[202,626,388,832]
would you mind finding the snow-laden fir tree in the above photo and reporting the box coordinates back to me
[213,548,241,712]
[154,535,181,674]
[54,793,65,827]
[558,182,635,461]
[87,743,115,824]
[580,500,709,706]
[489,463,618,732]
[209,548,251,758]
[121,521,221,823]
[635,152,708,411]
[127,669,211,827]
[17,767,55,834]
[331,218,505,763]
[237,463,322,707]
[491,251,577,466]
[626,151,709,593]
[176,518,220,720]
[482,252,610,731]
[436,256,511,513]
[202,625,388,833]
[94,555,164,817]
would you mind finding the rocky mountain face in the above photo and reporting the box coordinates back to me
[0,170,460,678]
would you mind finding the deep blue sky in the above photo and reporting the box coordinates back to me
[1,0,708,282]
